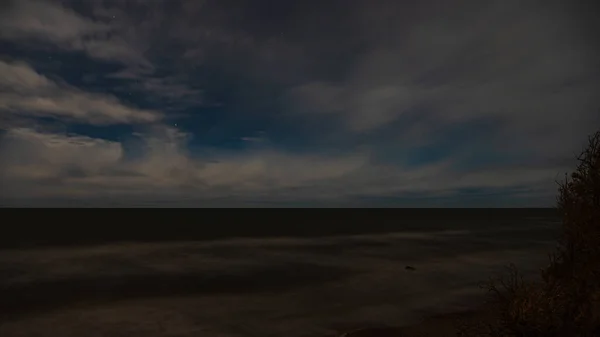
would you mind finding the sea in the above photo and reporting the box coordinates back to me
[0,209,561,337]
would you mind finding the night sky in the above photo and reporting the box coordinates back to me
[1,0,599,207]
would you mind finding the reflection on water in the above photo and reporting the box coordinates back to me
[0,213,560,337]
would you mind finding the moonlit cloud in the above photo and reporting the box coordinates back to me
[0,0,149,66]
[0,127,368,200]
[0,60,162,124]
[0,0,598,206]
[0,126,566,207]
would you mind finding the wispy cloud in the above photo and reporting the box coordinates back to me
[0,0,148,66]
[0,60,162,124]
[287,0,600,158]
[0,126,567,206]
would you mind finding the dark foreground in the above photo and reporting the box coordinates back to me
[1,208,557,250]
[0,209,559,336]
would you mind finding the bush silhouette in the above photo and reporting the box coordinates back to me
[462,131,600,337]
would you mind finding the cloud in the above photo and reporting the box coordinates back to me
[0,60,162,125]
[0,127,369,200]
[0,0,597,206]
[0,126,568,205]
[0,59,54,91]
[286,0,600,159]
[0,0,202,109]
[0,0,107,45]
[0,128,123,181]
[0,0,149,67]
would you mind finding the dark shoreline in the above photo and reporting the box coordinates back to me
[330,302,498,337]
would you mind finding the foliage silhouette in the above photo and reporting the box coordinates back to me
[461,130,600,337]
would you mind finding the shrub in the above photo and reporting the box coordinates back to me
[463,131,600,337]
